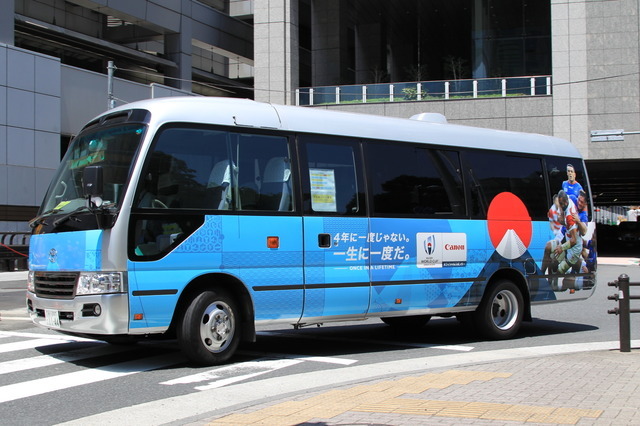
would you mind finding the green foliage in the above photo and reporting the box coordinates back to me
[402,87,427,101]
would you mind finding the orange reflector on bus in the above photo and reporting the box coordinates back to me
[133,313,144,320]
[395,299,402,304]
[267,236,280,249]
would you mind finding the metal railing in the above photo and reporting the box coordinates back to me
[0,232,30,271]
[296,75,552,106]
[608,274,640,352]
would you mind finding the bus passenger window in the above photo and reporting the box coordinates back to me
[136,128,294,212]
[301,137,364,215]
[367,142,465,217]
[234,134,293,212]
[464,150,547,219]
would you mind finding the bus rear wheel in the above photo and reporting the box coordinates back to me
[178,289,240,365]
[474,280,523,340]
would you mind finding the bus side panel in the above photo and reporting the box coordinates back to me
[226,216,304,322]
[529,220,558,303]
[129,215,304,329]
[368,218,489,314]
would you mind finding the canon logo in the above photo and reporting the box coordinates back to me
[445,244,465,250]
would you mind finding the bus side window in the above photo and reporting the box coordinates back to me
[300,136,364,215]
[463,150,547,220]
[136,127,230,210]
[367,142,465,217]
[234,134,294,212]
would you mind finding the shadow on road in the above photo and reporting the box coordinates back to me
[249,316,598,359]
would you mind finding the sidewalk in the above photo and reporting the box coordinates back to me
[65,342,640,425]
[598,257,640,266]
[200,347,640,426]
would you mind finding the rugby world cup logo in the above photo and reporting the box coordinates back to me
[49,248,58,263]
[424,234,435,255]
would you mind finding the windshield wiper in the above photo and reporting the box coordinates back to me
[29,208,62,229]
[52,206,91,228]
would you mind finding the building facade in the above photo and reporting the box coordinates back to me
[1,0,639,232]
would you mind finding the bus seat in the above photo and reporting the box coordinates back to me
[258,157,292,211]
[207,160,232,209]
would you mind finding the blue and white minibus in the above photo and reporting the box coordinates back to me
[27,97,597,365]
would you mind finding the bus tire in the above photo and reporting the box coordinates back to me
[381,315,431,328]
[474,280,523,340]
[178,289,240,365]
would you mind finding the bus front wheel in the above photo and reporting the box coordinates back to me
[178,289,240,365]
[474,280,523,340]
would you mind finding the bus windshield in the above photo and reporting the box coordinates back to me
[38,124,146,220]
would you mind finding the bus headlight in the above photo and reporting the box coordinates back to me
[76,272,125,295]
[27,271,35,292]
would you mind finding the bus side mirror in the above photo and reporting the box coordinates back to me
[83,166,104,199]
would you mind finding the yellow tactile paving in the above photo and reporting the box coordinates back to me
[207,369,603,425]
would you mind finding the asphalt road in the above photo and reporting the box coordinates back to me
[0,262,638,424]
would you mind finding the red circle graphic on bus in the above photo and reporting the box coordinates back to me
[487,192,532,260]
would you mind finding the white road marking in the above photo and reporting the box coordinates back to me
[0,338,83,354]
[239,350,358,365]
[0,331,97,354]
[0,316,31,321]
[0,331,95,341]
[161,358,303,391]
[0,344,128,375]
[0,352,184,404]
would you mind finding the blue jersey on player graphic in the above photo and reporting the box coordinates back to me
[562,180,583,206]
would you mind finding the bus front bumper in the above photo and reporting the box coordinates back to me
[26,292,130,335]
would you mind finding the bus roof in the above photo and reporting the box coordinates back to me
[101,97,581,158]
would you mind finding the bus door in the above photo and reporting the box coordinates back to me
[298,136,371,322]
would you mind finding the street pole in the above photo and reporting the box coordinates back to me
[107,61,116,109]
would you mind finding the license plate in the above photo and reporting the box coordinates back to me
[45,309,61,328]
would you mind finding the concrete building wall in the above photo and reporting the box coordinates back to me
[584,0,640,160]
[254,0,299,104]
[314,96,554,138]
[551,0,589,156]
[0,45,60,231]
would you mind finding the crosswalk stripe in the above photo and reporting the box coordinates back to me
[0,331,102,354]
[0,331,94,341]
[0,352,184,404]
[0,338,81,354]
[0,344,129,375]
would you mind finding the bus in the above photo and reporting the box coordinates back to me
[27,97,597,365]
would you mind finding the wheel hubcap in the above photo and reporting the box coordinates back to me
[199,301,234,353]
[491,290,518,330]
